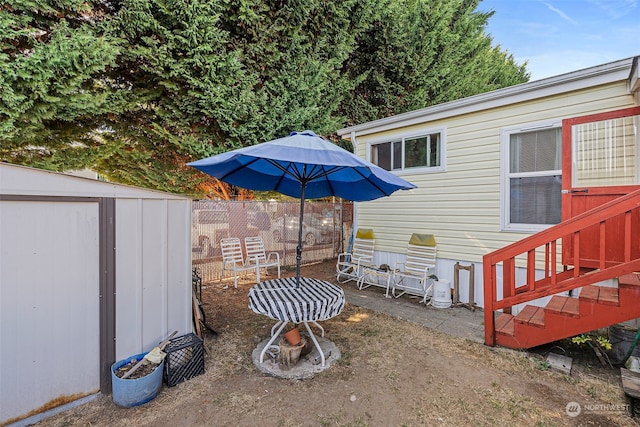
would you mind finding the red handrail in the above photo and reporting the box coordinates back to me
[483,188,640,346]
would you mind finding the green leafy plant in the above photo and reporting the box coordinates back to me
[536,360,551,371]
[572,334,612,350]
[572,334,612,367]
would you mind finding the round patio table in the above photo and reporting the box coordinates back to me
[248,277,345,366]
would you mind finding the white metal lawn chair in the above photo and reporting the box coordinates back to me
[336,228,375,284]
[391,233,437,303]
[244,236,281,283]
[220,237,258,288]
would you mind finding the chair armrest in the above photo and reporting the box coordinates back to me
[337,252,352,263]
[422,265,436,278]
[354,256,373,268]
[222,259,237,268]
[266,252,280,263]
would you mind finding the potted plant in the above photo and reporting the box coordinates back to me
[284,327,301,346]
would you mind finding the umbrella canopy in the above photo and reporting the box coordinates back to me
[188,130,416,283]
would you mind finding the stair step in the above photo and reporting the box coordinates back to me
[579,285,619,306]
[545,295,580,318]
[619,273,640,287]
[515,305,545,327]
[579,285,599,301]
[598,287,619,305]
[495,313,514,335]
[494,283,640,349]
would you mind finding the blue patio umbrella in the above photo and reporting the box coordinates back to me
[188,130,416,284]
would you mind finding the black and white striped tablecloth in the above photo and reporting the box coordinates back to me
[248,277,345,323]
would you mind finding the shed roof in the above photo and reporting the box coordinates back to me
[0,163,190,200]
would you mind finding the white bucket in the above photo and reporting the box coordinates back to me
[431,280,452,309]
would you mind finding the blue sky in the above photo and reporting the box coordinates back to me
[477,0,639,81]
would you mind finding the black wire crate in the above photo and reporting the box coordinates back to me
[163,333,205,387]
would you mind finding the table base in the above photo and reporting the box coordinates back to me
[252,336,340,379]
[259,320,328,366]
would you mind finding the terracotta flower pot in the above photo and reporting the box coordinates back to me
[284,328,301,346]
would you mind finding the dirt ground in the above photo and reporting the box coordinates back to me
[35,260,639,426]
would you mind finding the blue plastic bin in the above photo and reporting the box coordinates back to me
[111,353,164,407]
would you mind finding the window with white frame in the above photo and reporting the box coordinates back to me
[370,130,444,172]
[502,123,562,231]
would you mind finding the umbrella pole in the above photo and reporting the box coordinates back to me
[296,182,307,287]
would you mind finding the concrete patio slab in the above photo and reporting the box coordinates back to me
[339,282,485,343]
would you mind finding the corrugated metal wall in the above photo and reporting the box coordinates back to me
[114,198,192,361]
[1,200,101,425]
[0,164,192,426]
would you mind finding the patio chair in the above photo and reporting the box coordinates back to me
[391,233,437,303]
[244,236,281,282]
[336,228,375,284]
[220,237,259,288]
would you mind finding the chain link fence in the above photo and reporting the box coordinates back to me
[192,200,353,283]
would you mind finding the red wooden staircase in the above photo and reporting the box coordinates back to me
[484,189,640,349]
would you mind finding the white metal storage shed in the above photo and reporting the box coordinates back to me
[0,163,192,426]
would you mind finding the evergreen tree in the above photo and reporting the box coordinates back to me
[0,1,126,170]
[341,0,529,125]
[1,0,529,197]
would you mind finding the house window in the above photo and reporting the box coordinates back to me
[370,131,444,172]
[503,124,562,231]
[573,115,640,187]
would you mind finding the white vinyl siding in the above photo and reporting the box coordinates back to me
[351,81,635,266]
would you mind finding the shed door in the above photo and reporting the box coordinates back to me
[0,201,100,425]
[562,106,640,268]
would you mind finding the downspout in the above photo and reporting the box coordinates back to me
[627,56,639,104]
